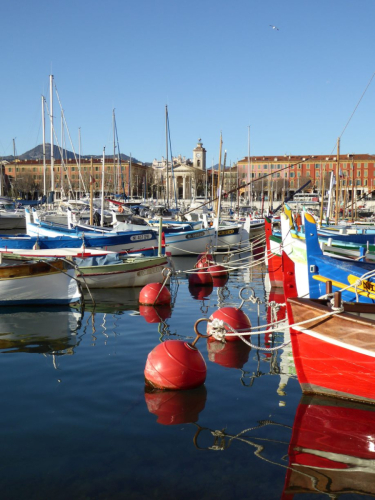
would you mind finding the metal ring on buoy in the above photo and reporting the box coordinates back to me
[191,318,211,346]
[238,286,256,310]
[162,267,172,279]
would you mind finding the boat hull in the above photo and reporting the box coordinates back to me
[76,256,169,288]
[288,296,375,404]
[0,262,80,305]
[165,229,214,256]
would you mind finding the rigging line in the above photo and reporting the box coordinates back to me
[167,111,178,208]
[54,84,87,194]
[114,117,127,200]
[330,71,375,155]
[43,101,74,196]
[182,156,314,217]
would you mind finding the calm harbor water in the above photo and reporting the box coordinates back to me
[1,252,374,499]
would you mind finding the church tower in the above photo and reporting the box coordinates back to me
[193,139,206,170]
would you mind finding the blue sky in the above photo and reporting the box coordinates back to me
[1,0,375,164]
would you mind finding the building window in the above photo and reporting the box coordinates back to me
[356,179,361,185]
[290,173,295,178]
[364,170,368,177]
[364,179,368,186]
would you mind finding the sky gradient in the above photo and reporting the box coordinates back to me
[1,0,375,165]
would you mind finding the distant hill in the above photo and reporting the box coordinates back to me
[2,144,142,163]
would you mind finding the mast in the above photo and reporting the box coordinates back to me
[215,132,223,216]
[113,109,116,194]
[101,147,105,223]
[247,125,251,204]
[49,74,54,200]
[78,127,81,198]
[165,105,169,206]
[42,96,46,198]
[129,153,132,198]
[335,137,340,224]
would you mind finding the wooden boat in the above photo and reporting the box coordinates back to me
[304,212,375,303]
[283,394,375,497]
[0,259,81,305]
[75,253,171,288]
[283,250,375,404]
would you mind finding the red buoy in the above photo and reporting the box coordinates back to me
[196,253,214,268]
[207,307,251,342]
[139,305,172,323]
[144,340,207,390]
[144,385,207,425]
[207,339,251,368]
[208,264,228,278]
[188,269,213,286]
[212,275,229,288]
[189,283,213,300]
[139,283,171,305]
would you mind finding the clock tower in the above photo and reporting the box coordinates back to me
[193,139,206,170]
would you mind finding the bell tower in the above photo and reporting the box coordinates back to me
[193,139,206,170]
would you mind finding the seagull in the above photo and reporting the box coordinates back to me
[269,25,279,30]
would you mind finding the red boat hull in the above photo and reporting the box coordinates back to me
[283,250,375,404]
[265,218,283,287]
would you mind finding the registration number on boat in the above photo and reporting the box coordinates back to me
[219,229,235,236]
[130,234,152,241]
[137,266,163,277]
[186,231,206,239]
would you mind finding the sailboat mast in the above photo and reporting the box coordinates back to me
[247,125,251,205]
[50,74,54,199]
[215,132,223,216]
[165,105,169,206]
[78,127,81,198]
[101,147,105,222]
[335,137,340,224]
[113,109,116,194]
[42,96,46,197]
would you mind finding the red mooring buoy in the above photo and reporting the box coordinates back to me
[144,340,207,390]
[144,385,207,425]
[208,264,228,278]
[207,307,251,342]
[139,283,171,306]
[196,253,214,268]
[212,275,229,288]
[188,269,213,286]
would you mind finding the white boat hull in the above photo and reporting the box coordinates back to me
[0,267,81,305]
[165,229,215,256]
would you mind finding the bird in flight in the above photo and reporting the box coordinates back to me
[269,25,279,30]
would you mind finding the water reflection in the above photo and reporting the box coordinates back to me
[144,385,207,425]
[0,306,81,354]
[207,339,251,369]
[81,287,141,313]
[284,395,375,497]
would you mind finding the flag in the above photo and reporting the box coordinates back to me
[90,175,96,185]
